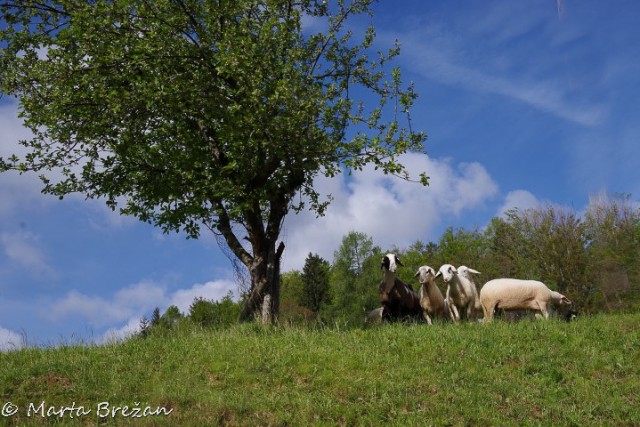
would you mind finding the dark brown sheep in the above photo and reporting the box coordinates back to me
[378,254,422,321]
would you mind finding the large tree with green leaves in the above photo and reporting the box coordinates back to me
[0,0,427,322]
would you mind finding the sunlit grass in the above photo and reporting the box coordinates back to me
[1,314,638,426]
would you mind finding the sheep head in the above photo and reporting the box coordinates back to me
[456,266,481,280]
[381,253,403,273]
[414,266,436,284]
[435,264,457,282]
[550,291,572,306]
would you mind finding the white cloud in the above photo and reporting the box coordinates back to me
[169,280,236,313]
[48,290,134,327]
[47,278,236,329]
[0,101,32,159]
[0,326,24,352]
[281,153,498,270]
[0,231,56,278]
[497,189,541,217]
[114,280,167,308]
[99,317,142,345]
[0,102,51,219]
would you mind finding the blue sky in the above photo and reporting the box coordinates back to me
[1,0,639,348]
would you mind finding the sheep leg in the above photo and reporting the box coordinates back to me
[536,301,549,320]
[466,304,475,321]
[423,312,433,325]
[481,302,495,323]
[450,303,461,323]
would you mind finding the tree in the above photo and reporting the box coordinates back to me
[300,253,330,312]
[484,216,527,279]
[583,193,640,311]
[435,226,489,275]
[211,291,242,326]
[161,305,184,328]
[487,205,589,309]
[188,292,240,327]
[189,297,217,327]
[332,231,375,277]
[0,0,427,323]
[322,231,380,326]
[151,307,162,327]
[138,316,151,338]
[279,270,315,324]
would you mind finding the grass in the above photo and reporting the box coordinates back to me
[1,313,639,426]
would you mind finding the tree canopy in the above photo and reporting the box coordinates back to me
[0,0,427,321]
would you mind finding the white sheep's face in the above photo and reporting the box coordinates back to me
[457,266,481,279]
[559,295,572,306]
[415,266,436,283]
[381,253,403,273]
[436,264,457,282]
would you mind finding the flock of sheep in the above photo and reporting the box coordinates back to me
[369,253,575,324]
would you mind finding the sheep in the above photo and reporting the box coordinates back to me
[479,278,572,322]
[379,254,422,321]
[365,307,385,324]
[436,264,482,323]
[414,265,448,324]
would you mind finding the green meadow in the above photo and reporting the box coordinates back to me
[1,314,638,426]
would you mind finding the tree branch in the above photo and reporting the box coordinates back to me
[212,198,253,267]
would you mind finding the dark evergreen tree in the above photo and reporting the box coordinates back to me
[139,316,151,338]
[300,253,330,313]
[151,307,162,327]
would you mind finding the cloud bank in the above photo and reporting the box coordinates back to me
[0,327,23,352]
[0,231,56,279]
[281,153,498,270]
[47,278,237,342]
[497,190,541,217]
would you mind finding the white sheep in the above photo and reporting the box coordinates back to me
[414,265,448,324]
[479,278,572,322]
[436,264,481,323]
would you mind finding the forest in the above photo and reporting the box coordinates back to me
[146,192,640,331]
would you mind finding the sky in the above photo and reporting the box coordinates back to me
[1,0,639,349]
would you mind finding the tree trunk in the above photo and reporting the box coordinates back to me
[238,241,285,323]
[212,191,290,324]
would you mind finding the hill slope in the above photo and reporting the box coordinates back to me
[1,314,639,426]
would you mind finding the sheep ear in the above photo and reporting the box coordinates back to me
[468,268,481,275]
[395,256,404,266]
[435,271,442,279]
[449,266,457,274]
[562,296,572,305]
[414,270,420,278]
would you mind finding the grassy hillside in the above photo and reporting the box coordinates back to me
[1,314,639,426]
